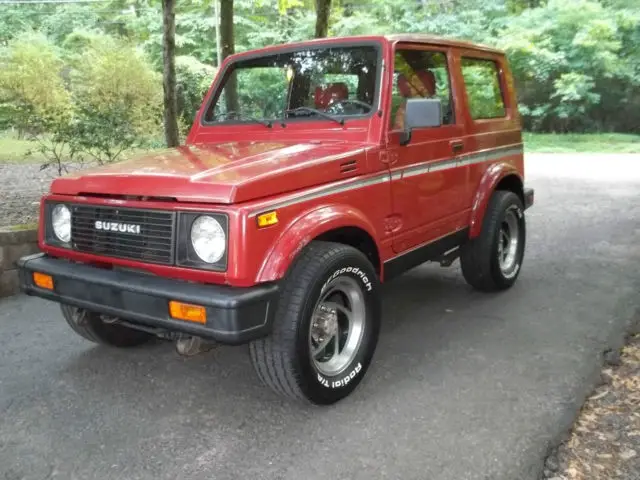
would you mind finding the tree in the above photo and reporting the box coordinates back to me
[162,0,180,147]
[499,0,640,132]
[1,0,640,135]
[220,0,238,112]
[220,0,235,59]
[314,0,332,37]
[70,36,162,164]
[507,0,546,13]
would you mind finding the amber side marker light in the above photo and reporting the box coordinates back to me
[33,272,54,290]
[257,211,278,228]
[169,301,206,324]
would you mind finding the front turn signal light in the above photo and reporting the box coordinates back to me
[169,301,206,324]
[33,272,54,290]
[257,211,278,228]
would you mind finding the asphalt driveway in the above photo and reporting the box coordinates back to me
[1,153,638,480]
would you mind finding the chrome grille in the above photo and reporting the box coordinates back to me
[71,205,175,264]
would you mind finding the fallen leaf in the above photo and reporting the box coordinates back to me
[590,390,610,401]
[620,449,637,460]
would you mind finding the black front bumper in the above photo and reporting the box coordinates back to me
[524,187,534,210]
[18,254,279,345]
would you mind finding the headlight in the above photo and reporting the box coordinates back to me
[190,215,226,263]
[51,204,71,243]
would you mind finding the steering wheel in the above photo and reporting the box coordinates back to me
[326,99,373,114]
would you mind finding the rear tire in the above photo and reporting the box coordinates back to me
[61,305,154,347]
[249,241,381,404]
[460,190,526,292]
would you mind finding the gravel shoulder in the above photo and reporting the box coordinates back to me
[544,326,640,480]
[0,163,59,227]
[0,161,100,227]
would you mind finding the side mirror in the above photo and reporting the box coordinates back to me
[400,98,443,146]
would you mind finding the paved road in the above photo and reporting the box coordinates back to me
[1,154,639,480]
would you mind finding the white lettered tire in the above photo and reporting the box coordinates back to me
[249,241,381,404]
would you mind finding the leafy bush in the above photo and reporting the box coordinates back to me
[0,33,162,173]
[175,55,216,133]
[1,0,639,135]
[69,35,163,163]
[499,0,640,132]
[0,33,72,138]
[331,0,640,133]
[0,33,80,173]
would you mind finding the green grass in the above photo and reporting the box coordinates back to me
[0,131,158,164]
[524,133,640,153]
[0,132,47,163]
[3,131,640,163]
[2,222,38,231]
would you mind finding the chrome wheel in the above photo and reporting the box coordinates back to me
[497,208,520,276]
[309,276,366,376]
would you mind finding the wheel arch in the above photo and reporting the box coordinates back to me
[469,163,524,239]
[315,226,381,276]
[495,174,524,205]
[256,205,382,283]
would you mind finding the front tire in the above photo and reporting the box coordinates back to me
[249,241,381,404]
[61,305,154,347]
[460,190,526,292]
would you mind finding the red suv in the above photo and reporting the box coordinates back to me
[19,34,534,404]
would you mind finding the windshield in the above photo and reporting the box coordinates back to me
[203,44,380,125]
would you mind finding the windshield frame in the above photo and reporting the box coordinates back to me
[199,40,384,128]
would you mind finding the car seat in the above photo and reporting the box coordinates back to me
[394,70,436,130]
[314,82,349,110]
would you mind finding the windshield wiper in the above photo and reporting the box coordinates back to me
[283,107,345,126]
[219,110,272,128]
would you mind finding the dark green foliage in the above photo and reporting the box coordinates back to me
[0,0,638,134]
[0,33,161,172]
[500,0,640,132]
[175,55,216,133]
[461,58,506,120]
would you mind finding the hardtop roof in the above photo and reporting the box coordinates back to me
[231,34,504,57]
[382,34,504,55]
[224,34,505,66]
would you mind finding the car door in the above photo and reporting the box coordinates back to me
[386,44,469,254]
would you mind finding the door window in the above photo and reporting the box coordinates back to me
[460,57,506,120]
[390,49,454,130]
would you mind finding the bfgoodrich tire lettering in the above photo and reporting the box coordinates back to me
[249,241,381,404]
[460,190,526,291]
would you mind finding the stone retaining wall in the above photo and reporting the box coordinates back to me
[0,227,39,297]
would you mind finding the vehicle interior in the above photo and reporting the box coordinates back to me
[204,45,379,124]
[390,48,454,129]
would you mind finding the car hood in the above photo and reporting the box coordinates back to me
[50,141,369,204]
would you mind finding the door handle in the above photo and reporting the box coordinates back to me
[450,141,464,154]
[380,151,398,165]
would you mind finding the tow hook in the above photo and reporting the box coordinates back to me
[175,335,218,356]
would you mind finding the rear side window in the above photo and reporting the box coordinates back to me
[461,57,505,120]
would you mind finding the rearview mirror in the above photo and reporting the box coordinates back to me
[400,98,443,146]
